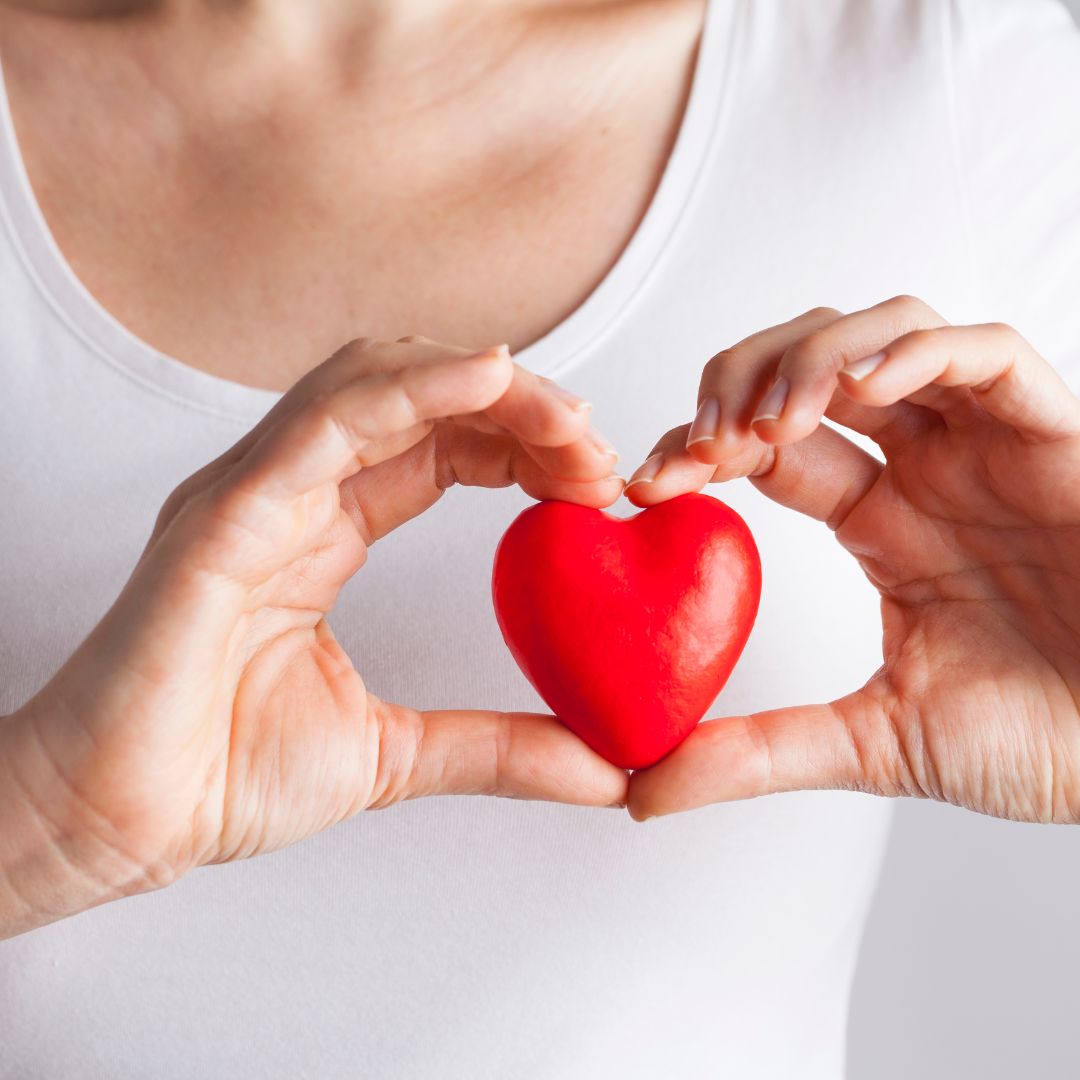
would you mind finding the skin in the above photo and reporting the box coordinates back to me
[624,297,1080,825]
[1,1,1079,936]
[0,0,709,936]
[0,336,629,937]
[0,0,705,386]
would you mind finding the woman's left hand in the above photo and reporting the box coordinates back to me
[623,296,1080,824]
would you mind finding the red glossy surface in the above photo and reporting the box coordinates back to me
[491,493,762,769]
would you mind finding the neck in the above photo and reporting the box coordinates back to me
[0,0,564,121]
[0,0,556,27]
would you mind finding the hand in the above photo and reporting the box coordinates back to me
[623,296,1080,824]
[1,335,628,936]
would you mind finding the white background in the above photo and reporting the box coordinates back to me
[847,6,1080,1074]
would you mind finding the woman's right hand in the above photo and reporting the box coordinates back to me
[0,335,628,938]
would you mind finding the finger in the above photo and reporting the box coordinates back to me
[451,413,620,483]
[230,346,514,500]
[837,322,1080,440]
[747,424,882,529]
[481,371,593,446]
[480,371,620,482]
[398,338,597,449]
[750,294,956,446]
[225,335,516,477]
[687,305,928,467]
[429,354,616,481]
[623,423,717,504]
[366,703,630,809]
[148,336,490,545]
[451,412,512,437]
[687,308,842,457]
[339,425,625,542]
[625,690,912,820]
[517,429,622,483]
[822,393,939,450]
[272,337,616,483]
[439,428,625,507]
[626,420,882,530]
[229,336,452,456]
[394,336,594,441]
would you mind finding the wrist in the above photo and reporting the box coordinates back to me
[0,703,176,939]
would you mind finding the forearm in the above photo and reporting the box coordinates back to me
[0,705,166,940]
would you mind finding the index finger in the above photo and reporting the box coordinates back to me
[229,346,514,500]
[395,342,618,482]
[471,369,622,483]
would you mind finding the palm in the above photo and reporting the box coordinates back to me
[222,625,374,859]
[71,483,377,877]
[832,420,1080,821]
[211,507,374,863]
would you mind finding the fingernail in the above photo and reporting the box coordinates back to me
[463,343,510,362]
[539,377,592,414]
[686,396,720,446]
[752,376,790,423]
[841,351,887,381]
[606,800,627,810]
[625,452,664,489]
[587,428,619,463]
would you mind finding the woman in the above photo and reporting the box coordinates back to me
[1,0,1078,1076]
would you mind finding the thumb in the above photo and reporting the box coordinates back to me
[365,701,630,809]
[625,688,910,820]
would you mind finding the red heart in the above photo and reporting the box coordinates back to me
[491,493,762,769]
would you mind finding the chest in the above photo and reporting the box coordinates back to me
[0,4,704,390]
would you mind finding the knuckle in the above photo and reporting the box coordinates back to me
[197,478,261,534]
[901,326,947,352]
[195,475,325,576]
[298,390,337,437]
[529,404,579,446]
[804,305,842,321]
[431,424,462,491]
[783,329,843,373]
[307,393,371,460]
[159,477,196,519]
[492,715,514,795]
[163,482,265,581]
[342,335,379,355]
[739,714,776,793]
[702,348,742,380]
[886,293,924,312]
[326,336,379,368]
[983,320,1022,346]
[367,699,424,808]
[154,468,218,533]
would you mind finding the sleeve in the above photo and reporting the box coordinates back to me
[950,0,1080,390]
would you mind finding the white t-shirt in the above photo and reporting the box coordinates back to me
[1,2,1078,1077]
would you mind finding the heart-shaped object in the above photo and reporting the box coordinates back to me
[491,493,761,769]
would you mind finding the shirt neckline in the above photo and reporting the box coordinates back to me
[0,0,738,423]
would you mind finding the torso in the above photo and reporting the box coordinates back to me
[0,0,705,389]
[13,1,1076,1074]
